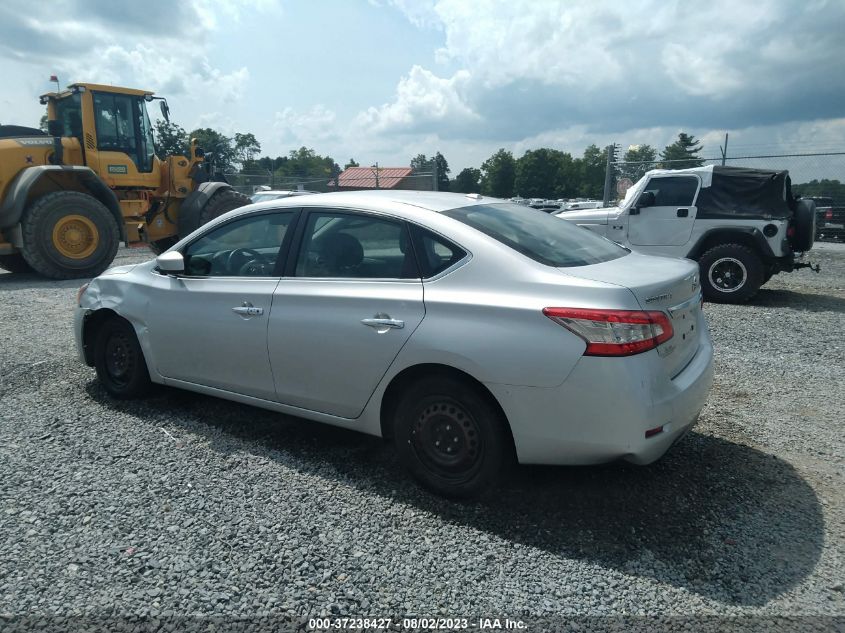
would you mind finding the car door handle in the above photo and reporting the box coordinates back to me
[361,317,404,329]
[232,301,264,316]
[677,208,689,217]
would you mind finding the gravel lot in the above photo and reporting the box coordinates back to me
[1,243,843,630]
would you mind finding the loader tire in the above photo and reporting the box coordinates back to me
[199,189,250,226]
[20,191,120,280]
[0,253,33,274]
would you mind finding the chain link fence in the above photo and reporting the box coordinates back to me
[604,150,845,207]
[224,161,440,196]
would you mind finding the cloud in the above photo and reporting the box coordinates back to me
[274,105,340,145]
[0,0,254,112]
[372,0,845,141]
[356,66,478,135]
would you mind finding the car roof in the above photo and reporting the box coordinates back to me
[244,190,500,214]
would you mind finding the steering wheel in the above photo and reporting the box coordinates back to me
[227,248,272,276]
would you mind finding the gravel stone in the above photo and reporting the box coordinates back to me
[0,244,843,630]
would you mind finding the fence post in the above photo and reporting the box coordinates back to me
[603,144,617,207]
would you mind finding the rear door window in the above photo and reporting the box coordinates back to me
[294,210,420,279]
[410,226,467,278]
[442,203,626,267]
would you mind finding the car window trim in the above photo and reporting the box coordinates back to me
[170,207,302,280]
[407,223,470,280]
[285,207,421,282]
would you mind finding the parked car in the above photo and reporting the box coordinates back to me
[529,199,561,212]
[557,166,818,303]
[75,192,713,498]
[250,190,319,203]
[802,195,845,241]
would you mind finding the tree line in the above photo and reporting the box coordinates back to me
[154,120,706,199]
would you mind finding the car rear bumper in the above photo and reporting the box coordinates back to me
[486,330,714,466]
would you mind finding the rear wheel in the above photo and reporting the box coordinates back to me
[199,189,250,225]
[0,253,33,273]
[698,243,764,303]
[393,376,510,498]
[94,317,152,399]
[20,191,119,279]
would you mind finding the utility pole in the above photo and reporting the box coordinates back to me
[719,133,730,166]
[432,156,438,191]
[372,162,379,189]
[603,143,618,207]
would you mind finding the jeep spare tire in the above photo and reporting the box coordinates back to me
[792,198,816,252]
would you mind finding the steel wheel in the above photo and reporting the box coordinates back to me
[708,256,747,293]
[94,317,153,399]
[52,214,99,260]
[410,398,484,481]
[104,330,134,387]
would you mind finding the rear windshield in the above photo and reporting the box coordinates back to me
[442,203,627,267]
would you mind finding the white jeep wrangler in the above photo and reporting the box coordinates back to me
[557,165,818,302]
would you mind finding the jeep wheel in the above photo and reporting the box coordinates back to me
[698,243,764,303]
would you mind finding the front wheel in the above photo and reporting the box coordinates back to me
[94,318,153,399]
[393,376,510,498]
[698,243,764,303]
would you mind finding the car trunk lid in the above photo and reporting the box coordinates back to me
[558,253,703,376]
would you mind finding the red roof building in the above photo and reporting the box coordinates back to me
[332,166,431,191]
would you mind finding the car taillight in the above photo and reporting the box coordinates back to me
[787,226,796,237]
[825,209,833,220]
[76,282,89,307]
[543,307,674,356]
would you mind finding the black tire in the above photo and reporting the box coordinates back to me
[393,375,510,498]
[148,236,179,255]
[199,189,250,226]
[698,243,765,304]
[94,317,152,399]
[0,253,33,273]
[20,191,119,280]
[792,199,816,252]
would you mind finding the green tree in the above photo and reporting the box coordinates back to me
[452,167,482,193]
[515,148,577,199]
[154,120,189,159]
[233,132,261,168]
[621,144,658,182]
[273,147,340,192]
[480,149,516,198]
[189,127,236,170]
[577,144,607,198]
[433,151,450,191]
[39,113,48,132]
[410,153,429,172]
[660,133,704,169]
[344,158,359,170]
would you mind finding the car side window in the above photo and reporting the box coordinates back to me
[642,176,699,207]
[183,211,294,277]
[410,225,467,278]
[295,211,419,279]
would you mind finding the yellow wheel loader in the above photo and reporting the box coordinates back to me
[0,83,249,278]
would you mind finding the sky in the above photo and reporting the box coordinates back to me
[1,0,844,176]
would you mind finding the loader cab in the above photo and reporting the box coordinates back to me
[45,84,163,189]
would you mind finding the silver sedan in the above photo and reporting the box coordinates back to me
[74,191,714,497]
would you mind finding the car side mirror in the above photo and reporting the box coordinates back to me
[156,251,184,274]
[637,191,656,209]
